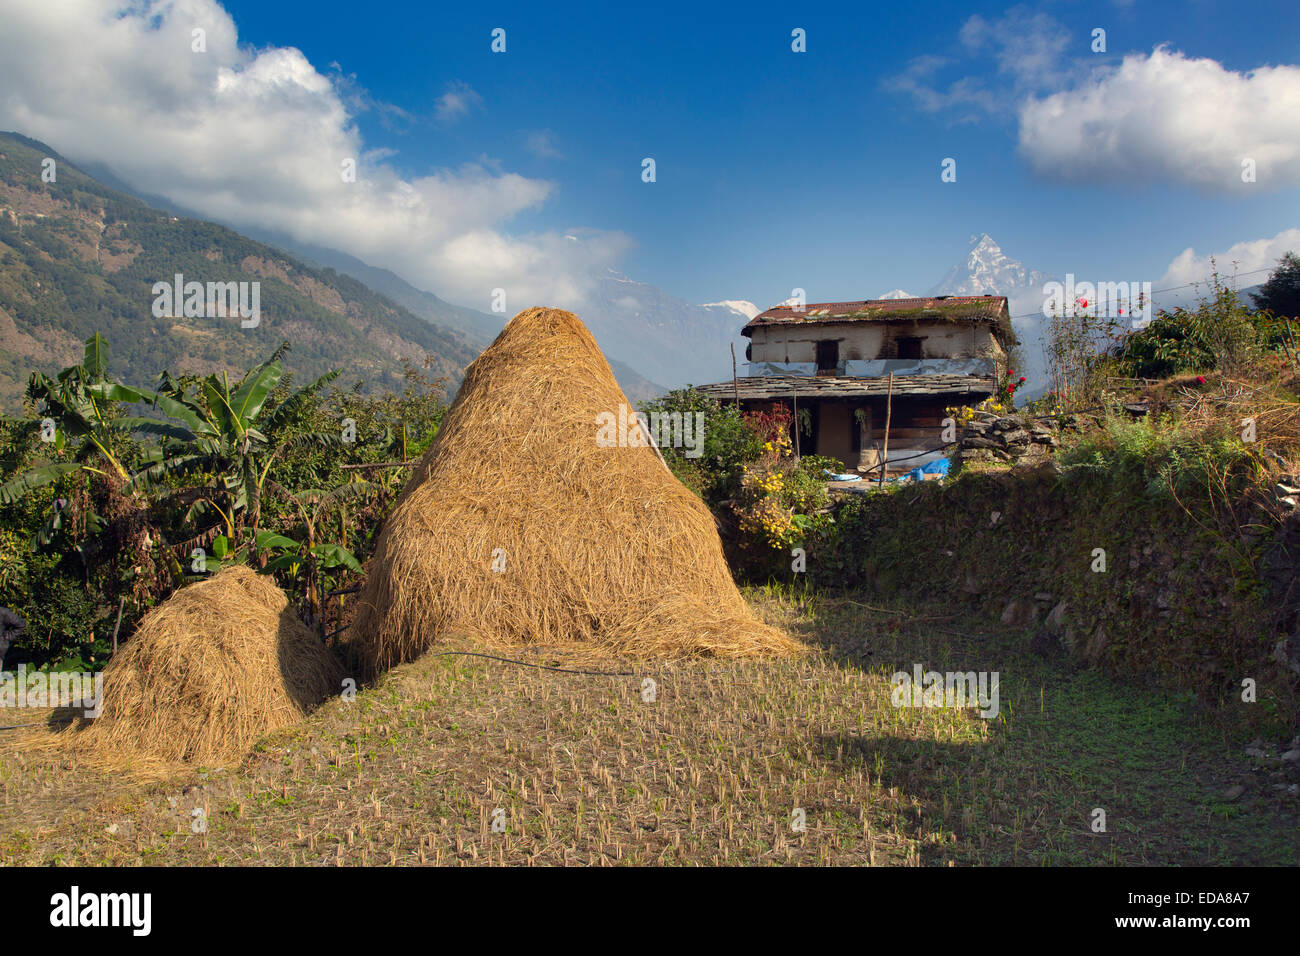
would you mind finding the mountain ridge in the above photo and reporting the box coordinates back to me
[0,130,485,411]
[0,131,667,409]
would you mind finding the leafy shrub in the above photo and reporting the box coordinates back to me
[1056,413,1255,502]
[638,388,761,502]
[1112,275,1270,379]
[732,434,832,567]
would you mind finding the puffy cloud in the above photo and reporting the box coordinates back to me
[887,7,1300,193]
[0,0,628,307]
[1019,47,1300,192]
[1158,228,1300,296]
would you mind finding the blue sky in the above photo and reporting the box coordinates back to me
[213,0,1300,305]
[1,0,1298,313]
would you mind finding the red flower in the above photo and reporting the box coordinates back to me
[1196,375,1206,384]
[1018,376,1026,383]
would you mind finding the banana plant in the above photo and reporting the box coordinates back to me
[0,334,151,503]
[254,480,371,626]
[127,343,340,538]
[257,529,362,576]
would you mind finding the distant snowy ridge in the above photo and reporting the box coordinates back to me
[700,299,761,319]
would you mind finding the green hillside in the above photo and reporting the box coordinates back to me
[0,131,477,411]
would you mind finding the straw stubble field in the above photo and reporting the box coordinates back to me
[2,590,1297,866]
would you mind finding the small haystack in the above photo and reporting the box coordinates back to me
[65,566,342,767]
[352,306,801,670]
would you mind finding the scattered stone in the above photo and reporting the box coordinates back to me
[1046,602,1069,632]
[1000,599,1036,628]
[1221,784,1245,802]
[1084,625,1108,663]
[1282,748,1300,765]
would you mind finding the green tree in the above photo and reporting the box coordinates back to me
[1252,251,1300,321]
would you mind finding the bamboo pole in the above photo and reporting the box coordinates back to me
[340,461,418,470]
[878,372,894,487]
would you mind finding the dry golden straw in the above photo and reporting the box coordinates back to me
[62,565,342,768]
[352,307,801,670]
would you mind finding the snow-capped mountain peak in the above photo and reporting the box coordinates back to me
[928,234,1050,296]
[700,299,760,320]
[877,288,914,299]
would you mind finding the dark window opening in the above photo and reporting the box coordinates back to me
[896,336,924,359]
[816,340,839,371]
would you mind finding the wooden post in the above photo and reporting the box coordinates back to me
[878,372,894,487]
[730,343,740,407]
[792,392,800,458]
[110,596,125,655]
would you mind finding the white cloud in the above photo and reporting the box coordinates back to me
[887,7,1070,121]
[433,81,482,124]
[958,8,1070,88]
[1158,228,1300,294]
[1019,47,1300,192]
[0,0,628,308]
[884,55,997,121]
[887,7,1300,193]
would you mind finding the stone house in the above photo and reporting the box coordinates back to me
[696,295,1015,473]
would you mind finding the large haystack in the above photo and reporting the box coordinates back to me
[65,566,342,767]
[352,306,800,670]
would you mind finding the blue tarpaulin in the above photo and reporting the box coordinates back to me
[904,458,950,483]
